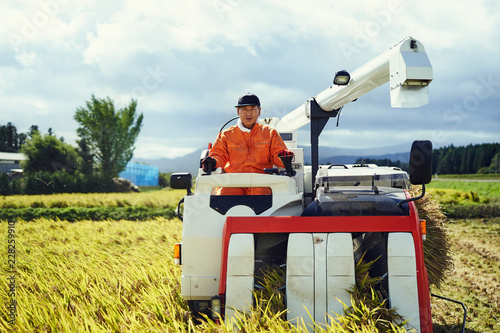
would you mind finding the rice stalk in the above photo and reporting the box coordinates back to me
[410,186,453,288]
[326,254,408,332]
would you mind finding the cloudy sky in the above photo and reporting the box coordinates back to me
[1,0,499,160]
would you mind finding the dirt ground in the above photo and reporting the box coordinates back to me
[430,218,499,333]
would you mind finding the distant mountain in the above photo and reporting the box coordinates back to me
[132,143,413,174]
[302,143,412,165]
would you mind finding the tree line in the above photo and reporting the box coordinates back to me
[432,143,499,174]
[0,123,38,153]
[0,95,143,195]
[355,143,500,175]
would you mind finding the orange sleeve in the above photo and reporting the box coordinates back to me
[209,132,228,169]
[269,129,287,168]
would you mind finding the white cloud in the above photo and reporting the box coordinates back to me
[15,51,37,67]
[0,0,499,160]
[134,135,203,159]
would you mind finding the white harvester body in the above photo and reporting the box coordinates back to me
[172,37,435,332]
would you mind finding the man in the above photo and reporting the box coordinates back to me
[201,93,293,195]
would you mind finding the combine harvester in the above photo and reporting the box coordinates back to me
[171,37,437,332]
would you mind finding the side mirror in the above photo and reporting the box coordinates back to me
[170,173,193,222]
[397,140,432,208]
[170,173,193,195]
[409,140,432,185]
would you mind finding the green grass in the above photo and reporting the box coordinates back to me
[0,206,176,222]
[433,174,500,181]
[428,180,500,199]
[426,179,500,218]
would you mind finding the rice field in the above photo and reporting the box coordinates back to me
[1,217,191,332]
[0,189,185,209]
[1,188,499,332]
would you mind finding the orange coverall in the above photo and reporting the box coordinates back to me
[209,123,287,195]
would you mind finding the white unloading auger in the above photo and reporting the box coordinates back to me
[262,36,433,200]
[271,36,433,133]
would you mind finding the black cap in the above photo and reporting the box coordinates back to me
[235,93,260,107]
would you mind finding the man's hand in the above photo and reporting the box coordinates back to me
[278,150,294,159]
[201,156,217,174]
[278,150,295,176]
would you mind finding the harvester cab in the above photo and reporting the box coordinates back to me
[171,37,440,332]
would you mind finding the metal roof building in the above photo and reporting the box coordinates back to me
[0,152,27,174]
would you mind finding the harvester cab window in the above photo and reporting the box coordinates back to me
[315,167,411,191]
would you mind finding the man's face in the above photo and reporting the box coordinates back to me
[237,105,261,129]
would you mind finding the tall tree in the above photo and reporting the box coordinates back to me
[29,125,39,138]
[76,138,94,175]
[0,122,32,152]
[21,132,80,174]
[74,94,143,179]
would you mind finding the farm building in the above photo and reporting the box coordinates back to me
[0,152,27,175]
[119,162,159,186]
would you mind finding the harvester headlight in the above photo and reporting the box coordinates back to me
[333,70,350,85]
[174,243,182,265]
[210,296,222,320]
